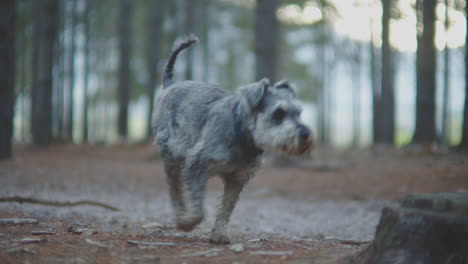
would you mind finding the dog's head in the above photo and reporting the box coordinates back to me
[239,78,314,156]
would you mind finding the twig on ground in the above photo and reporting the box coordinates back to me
[0,219,38,225]
[0,196,120,211]
[127,240,176,247]
[324,237,371,245]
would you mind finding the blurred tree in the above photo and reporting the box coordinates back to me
[370,21,382,145]
[118,0,133,139]
[255,0,279,82]
[352,42,363,147]
[459,1,468,150]
[55,0,66,139]
[200,0,212,81]
[82,0,91,142]
[65,0,77,141]
[184,0,195,80]
[379,0,395,145]
[0,0,16,159]
[145,0,165,140]
[440,0,452,146]
[31,0,60,146]
[412,0,437,145]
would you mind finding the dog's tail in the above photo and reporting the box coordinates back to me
[162,34,199,89]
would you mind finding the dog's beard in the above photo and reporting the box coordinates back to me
[253,122,313,157]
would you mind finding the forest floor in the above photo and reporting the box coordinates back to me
[0,144,467,264]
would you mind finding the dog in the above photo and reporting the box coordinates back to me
[152,35,314,244]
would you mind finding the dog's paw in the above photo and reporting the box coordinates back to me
[176,214,203,232]
[210,232,231,245]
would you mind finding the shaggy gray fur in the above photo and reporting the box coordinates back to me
[153,36,314,244]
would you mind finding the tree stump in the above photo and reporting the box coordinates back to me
[344,193,468,264]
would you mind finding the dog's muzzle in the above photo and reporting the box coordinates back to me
[297,125,314,155]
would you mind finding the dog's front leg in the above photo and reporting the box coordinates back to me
[211,178,246,244]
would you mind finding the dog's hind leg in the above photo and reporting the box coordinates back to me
[176,154,212,231]
[211,176,248,244]
[160,148,185,221]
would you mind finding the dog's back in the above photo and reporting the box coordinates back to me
[153,80,232,153]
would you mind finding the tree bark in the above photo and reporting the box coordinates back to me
[440,0,451,146]
[459,1,468,150]
[370,34,382,145]
[412,0,437,145]
[65,0,77,141]
[184,0,195,80]
[82,0,91,142]
[380,0,395,145]
[255,0,279,82]
[31,0,60,146]
[345,193,468,264]
[145,0,165,140]
[0,0,16,159]
[118,0,133,139]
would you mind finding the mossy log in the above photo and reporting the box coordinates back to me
[345,193,468,264]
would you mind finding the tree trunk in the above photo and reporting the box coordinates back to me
[184,0,195,80]
[118,0,133,139]
[82,0,91,142]
[370,20,382,145]
[200,0,211,82]
[459,1,468,150]
[440,0,451,146]
[0,0,16,159]
[145,0,165,140]
[65,0,77,141]
[56,0,66,139]
[380,0,395,145]
[345,193,468,264]
[412,0,437,145]
[31,0,60,146]
[255,0,279,82]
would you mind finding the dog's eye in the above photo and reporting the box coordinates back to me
[272,108,286,122]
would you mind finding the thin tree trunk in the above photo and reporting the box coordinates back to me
[413,0,437,145]
[459,1,468,150]
[31,0,60,146]
[57,0,66,138]
[145,0,165,140]
[255,0,279,82]
[441,0,451,146]
[65,0,77,141]
[118,0,133,139]
[82,0,91,142]
[370,33,382,145]
[380,0,395,145]
[201,0,211,82]
[184,0,195,80]
[0,0,16,159]
[352,43,362,147]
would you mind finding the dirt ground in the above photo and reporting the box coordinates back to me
[0,144,467,264]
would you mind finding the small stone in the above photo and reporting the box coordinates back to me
[68,225,97,235]
[229,244,245,253]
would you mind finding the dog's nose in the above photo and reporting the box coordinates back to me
[298,125,311,142]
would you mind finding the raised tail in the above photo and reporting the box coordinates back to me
[162,35,199,88]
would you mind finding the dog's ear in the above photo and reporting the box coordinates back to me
[239,78,269,111]
[273,80,296,97]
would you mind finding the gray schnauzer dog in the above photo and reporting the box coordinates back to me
[153,36,313,244]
